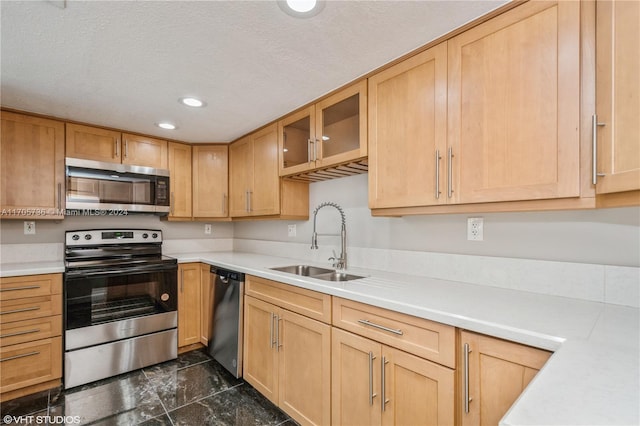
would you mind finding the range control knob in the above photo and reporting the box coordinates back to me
[152,233,158,239]
[142,233,149,239]
[84,234,92,240]
[72,234,80,241]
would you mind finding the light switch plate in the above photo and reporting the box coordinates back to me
[204,224,212,235]
[288,224,296,237]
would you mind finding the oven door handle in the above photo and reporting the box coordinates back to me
[65,263,178,278]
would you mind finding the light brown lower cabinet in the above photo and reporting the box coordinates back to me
[459,330,552,426]
[332,327,455,426]
[178,263,201,347]
[243,295,331,426]
[0,274,63,401]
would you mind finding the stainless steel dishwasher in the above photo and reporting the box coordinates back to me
[208,266,244,378]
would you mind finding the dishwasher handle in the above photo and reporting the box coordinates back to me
[211,266,245,283]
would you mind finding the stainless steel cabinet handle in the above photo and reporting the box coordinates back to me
[368,351,377,406]
[358,319,403,336]
[447,147,454,198]
[115,138,120,157]
[314,138,319,161]
[0,306,40,315]
[170,192,175,216]
[0,351,40,363]
[180,269,184,293]
[464,343,472,413]
[381,356,389,412]
[435,149,441,199]
[57,183,62,210]
[248,191,252,213]
[308,139,313,163]
[245,190,249,213]
[0,285,40,292]
[124,139,128,158]
[0,328,40,339]
[276,316,282,351]
[222,193,227,215]
[269,312,275,348]
[592,114,606,185]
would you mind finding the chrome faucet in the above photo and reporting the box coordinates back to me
[311,202,347,270]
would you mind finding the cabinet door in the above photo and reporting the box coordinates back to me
[1,112,65,218]
[279,107,315,176]
[66,123,122,163]
[448,1,580,204]
[316,81,368,169]
[178,263,201,347]
[200,263,212,346]
[243,296,279,404]
[167,142,192,219]
[595,0,640,194]
[251,124,281,216]
[368,43,447,209]
[382,346,454,426]
[0,337,62,394]
[229,136,252,217]
[193,145,229,218]
[332,328,381,426]
[278,309,331,426]
[460,331,551,426]
[121,133,168,169]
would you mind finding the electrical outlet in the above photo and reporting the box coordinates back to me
[24,221,36,235]
[467,217,483,241]
[204,224,212,235]
[288,224,296,237]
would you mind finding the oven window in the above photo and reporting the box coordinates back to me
[65,269,177,330]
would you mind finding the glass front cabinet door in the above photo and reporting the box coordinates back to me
[278,81,367,176]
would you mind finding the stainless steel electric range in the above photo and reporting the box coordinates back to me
[63,229,178,388]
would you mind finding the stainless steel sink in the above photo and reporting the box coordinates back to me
[312,272,365,282]
[270,265,365,282]
[270,265,334,276]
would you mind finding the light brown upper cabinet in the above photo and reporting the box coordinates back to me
[1,111,65,219]
[66,123,168,169]
[594,0,640,196]
[368,43,448,209]
[369,1,582,215]
[192,145,229,219]
[167,142,192,220]
[278,81,367,176]
[448,0,580,204]
[230,124,309,219]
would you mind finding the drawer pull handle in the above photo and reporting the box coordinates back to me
[0,306,41,315]
[0,351,40,362]
[358,319,403,336]
[0,328,41,339]
[0,285,41,292]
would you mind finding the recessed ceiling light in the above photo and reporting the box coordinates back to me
[180,97,206,108]
[157,122,176,130]
[278,0,324,18]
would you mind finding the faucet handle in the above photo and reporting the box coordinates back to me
[329,250,338,268]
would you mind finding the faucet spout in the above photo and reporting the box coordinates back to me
[311,202,347,270]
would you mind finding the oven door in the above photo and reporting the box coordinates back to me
[64,263,177,350]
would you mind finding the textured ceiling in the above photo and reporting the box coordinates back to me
[1,0,506,143]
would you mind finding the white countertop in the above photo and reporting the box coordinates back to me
[1,252,637,424]
[175,251,639,426]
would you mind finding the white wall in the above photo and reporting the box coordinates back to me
[234,173,640,267]
[0,214,233,244]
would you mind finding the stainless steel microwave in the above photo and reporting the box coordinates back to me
[65,158,170,214]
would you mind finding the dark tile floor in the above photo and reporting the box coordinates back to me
[0,349,295,426]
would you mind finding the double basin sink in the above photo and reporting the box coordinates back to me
[270,265,364,282]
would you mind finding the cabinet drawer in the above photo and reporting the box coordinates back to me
[332,297,455,368]
[0,294,62,324]
[0,315,62,347]
[0,336,62,393]
[0,274,62,301]
[246,276,331,323]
